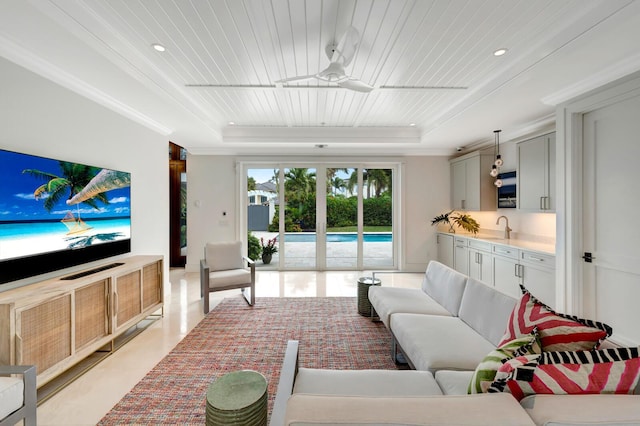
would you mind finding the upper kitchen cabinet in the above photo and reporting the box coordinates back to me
[450,152,497,211]
[517,133,556,212]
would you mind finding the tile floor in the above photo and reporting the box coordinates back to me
[36,268,423,425]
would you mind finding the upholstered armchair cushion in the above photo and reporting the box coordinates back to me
[205,241,244,271]
[208,269,252,289]
[0,376,24,420]
[0,365,36,426]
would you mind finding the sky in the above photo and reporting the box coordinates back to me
[0,149,131,222]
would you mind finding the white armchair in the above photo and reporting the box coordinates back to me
[0,365,36,426]
[200,241,255,314]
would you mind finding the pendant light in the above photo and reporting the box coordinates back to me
[494,130,503,167]
[491,130,503,187]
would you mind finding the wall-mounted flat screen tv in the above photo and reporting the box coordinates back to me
[0,149,131,284]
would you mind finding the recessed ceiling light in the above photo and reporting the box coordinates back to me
[152,43,166,52]
[228,121,235,125]
[493,48,508,57]
[315,144,327,149]
[409,123,416,127]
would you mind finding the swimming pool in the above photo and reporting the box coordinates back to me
[281,233,392,243]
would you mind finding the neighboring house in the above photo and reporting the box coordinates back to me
[248,182,277,231]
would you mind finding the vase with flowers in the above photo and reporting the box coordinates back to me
[260,237,278,264]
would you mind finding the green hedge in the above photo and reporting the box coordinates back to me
[269,196,391,230]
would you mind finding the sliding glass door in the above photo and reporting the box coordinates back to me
[245,163,396,270]
[283,168,317,268]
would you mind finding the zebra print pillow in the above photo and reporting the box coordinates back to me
[498,284,612,352]
[488,347,640,401]
[468,329,541,394]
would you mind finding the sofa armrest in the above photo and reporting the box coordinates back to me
[269,340,299,426]
[0,365,36,426]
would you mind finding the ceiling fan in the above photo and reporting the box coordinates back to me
[275,27,374,93]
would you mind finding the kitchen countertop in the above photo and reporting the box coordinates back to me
[440,232,556,255]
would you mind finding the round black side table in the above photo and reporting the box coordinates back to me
[357,276,381,318]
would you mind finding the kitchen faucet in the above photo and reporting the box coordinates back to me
[496,215,512,239]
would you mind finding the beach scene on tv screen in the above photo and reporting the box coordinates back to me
[0,150,131,261]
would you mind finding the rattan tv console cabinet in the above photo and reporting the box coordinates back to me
[0,255,163,400]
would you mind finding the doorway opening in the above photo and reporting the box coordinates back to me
[169,142,186,267]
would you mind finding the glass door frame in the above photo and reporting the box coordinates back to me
[239,161,400,270]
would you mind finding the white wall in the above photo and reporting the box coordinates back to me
[0,57,169,289]
[186,155,451,273]
[403,156,451,271]
[186,154,238,268]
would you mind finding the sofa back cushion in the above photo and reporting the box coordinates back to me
[421,261,468,316]
[459,278,518,346]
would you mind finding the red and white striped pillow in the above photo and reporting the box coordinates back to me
[488,347,640,401]
[498,285,612,352]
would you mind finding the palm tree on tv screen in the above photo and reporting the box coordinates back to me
[23,161,108,212]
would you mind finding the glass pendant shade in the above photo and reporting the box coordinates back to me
[494,155,503,167]
[494,178,503,188]
[490,166,499,177]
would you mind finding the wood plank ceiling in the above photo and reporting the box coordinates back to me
[2,0,638,153]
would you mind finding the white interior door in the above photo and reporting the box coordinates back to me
[582,92,640,344]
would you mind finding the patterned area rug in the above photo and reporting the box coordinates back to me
[98,297,397,425]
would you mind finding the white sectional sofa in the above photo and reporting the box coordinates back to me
[269,261,640,426]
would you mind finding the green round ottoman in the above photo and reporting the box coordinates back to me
[206,370,268,425]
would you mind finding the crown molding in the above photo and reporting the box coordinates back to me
[542,53,640,106]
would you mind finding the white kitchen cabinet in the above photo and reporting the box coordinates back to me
[519,251,555,306]
[468,239,493,285]
[450,152,497,211]
[492,244,556,306]
[492,245,522,299]
[517,133,556,211]
[436,233,454,269]
[453,236,469,275]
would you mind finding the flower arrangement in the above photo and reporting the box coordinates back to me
[260,237,278,255]
[431,210,480,235]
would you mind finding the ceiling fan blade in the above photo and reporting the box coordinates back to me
[275,74,318,84]
[331,26,359,67]
[338,78,374,93]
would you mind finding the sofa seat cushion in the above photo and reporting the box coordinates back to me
[391,314,496,372]
[0,376,24,420]
[421,261,468,316]
[369,287,451,328]
[435,370,475,395]
[208,269,251,289]
[293,368,442,397]
[521,394,640,426]
[284,393,537,426]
